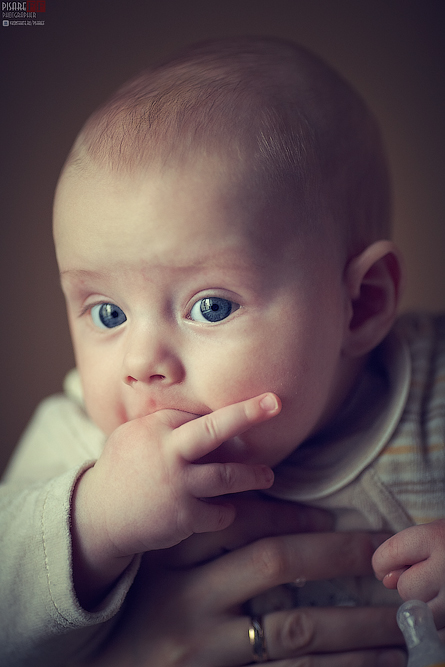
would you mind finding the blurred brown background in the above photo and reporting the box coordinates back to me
[1,0,444,474]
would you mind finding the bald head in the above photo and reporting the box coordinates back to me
[62,37,391,257]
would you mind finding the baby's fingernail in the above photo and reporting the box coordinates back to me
[259,394,279,412]
[261,466,274,484]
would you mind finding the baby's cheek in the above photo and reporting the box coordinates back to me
[199,364,265,409]
[83,389,125,436]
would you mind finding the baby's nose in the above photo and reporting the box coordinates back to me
[123,330,185,386]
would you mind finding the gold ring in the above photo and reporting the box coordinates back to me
[248,616,268,662]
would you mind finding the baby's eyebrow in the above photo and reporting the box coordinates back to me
[59,269,108,290]
[60,269,103,280]
[59,258,266,287]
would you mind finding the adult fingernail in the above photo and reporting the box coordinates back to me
[259,394,279,412]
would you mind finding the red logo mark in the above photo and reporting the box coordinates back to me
[27,0,45,11]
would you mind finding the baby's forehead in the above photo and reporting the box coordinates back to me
[54,156,318,270]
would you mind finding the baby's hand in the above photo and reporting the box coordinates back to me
[372,519,445,629]
[73,393,280,576]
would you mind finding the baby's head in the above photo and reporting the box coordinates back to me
[54,37,402,465]
[64,37,391,259]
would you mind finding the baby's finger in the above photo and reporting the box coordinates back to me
[186,462,274,498]
[189,499,237,534]
[382,568,408,589]
[373,530,430,581]
[395,561,441,603]
[174,393,281,461]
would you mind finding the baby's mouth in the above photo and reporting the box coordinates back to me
[129,404,262,464]
[130,399,210,422]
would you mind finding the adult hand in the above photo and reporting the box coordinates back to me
[84,496,406,667]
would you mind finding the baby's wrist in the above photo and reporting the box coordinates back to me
[71,467,133,609]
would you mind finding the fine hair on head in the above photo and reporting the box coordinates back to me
[65,36,392,259]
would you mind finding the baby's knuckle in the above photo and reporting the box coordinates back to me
[202,414,220,442]
[249,537,289,584]
[217,464,238,491]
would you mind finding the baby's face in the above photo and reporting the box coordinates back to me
[54,157,353,467]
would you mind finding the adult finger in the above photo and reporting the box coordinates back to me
[262,607,404,660]
[166,494,334,567]
[173,393,281,461]
[201,609,404,667]
[192,531,389,611]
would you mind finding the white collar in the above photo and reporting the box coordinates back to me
[271,329,411,501]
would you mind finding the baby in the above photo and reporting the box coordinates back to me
[2,36,444,663]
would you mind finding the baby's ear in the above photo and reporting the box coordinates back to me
[342,240,403,357]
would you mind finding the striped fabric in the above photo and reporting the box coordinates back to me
[374,313,445,525]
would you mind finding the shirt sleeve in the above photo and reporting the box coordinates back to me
[0,395,141,666]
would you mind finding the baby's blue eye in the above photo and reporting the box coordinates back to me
[189,297,238,323]
[91,303,127,329]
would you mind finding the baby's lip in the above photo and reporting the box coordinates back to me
[130,402,255,463]
[152,407,206,420]
[130,399,211,421]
